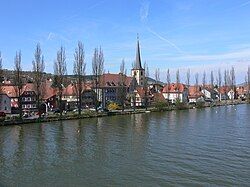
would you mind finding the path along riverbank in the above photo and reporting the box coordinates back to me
[1,100,248,126]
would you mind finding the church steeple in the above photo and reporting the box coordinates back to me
[135,34,143,69]
[131,34,145,87]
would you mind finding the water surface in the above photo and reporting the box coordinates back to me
[0,105,250,186]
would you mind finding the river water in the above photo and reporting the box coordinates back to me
[0,104,250,186]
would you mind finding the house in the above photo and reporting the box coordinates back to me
[188,86,204,103]
[81,81,96,108]
[152,92,166,105]
[42,79,58,111]
[21,84,37,112]
[218,86,235,100]
[162,83,188,103]
[98,73,133,108]
[149,83,164,93]
[82,90,97,108]
[201,87,219,100]
[1,85,18,110]
[62,83,77,110]
[131,87,145,107]
[236,86,248,100]
[0,93,11,114]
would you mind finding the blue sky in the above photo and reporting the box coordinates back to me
[0,0,250,83]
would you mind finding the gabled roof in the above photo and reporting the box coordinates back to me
[188,86,204,98]
[99,73,132,87]
[1,85,17,98]
[236,86,248,95]
[162,83,186,93]
[62,82,93,96]
[43,80,58,100]
[153,92,165,102]
[135,87,145,98]
[218,86,231,94]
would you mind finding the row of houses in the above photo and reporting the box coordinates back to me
[0,38,249,114]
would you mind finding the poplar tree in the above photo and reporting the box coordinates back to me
[54,46,67,118]
[14,51,23,118]
[32,43,45,118]
[73,41,86,115]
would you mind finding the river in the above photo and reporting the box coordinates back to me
[0,104,250,186]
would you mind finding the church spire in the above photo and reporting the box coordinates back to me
[135,34,143,69]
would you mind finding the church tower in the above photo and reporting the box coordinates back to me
[131,36,145,87]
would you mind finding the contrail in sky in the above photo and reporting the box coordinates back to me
[147,27,185,54]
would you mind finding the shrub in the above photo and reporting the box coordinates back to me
[107,102,120,110]
[154,101,168,111]
[196,100,205,108]
[175,99,188,110]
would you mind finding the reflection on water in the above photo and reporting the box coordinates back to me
[0,105,250,186]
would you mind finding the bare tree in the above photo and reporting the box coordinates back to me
[202,71,206,88]
[176,69,180,99]
[230,66,236,88]
[210,71,214,89]
[247,66,250,100]
[0,52,3,91]
[73,41,86,116]
[145,62,149,78]
[155,68,160,84]
[54,46,67,118]
[13,51,23,119]
[32,43,45,118]
[218,69,222,101]
[195,73,199,92]
[143,61,149,110]
[118,59,127,111]
[224,69,228,86]
[167,69,171,103]
[0,52,3,105]
[92,47,104,111]
[186,68,190,87]
[120,59,125,74]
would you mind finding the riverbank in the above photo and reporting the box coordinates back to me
[1,100,248,126]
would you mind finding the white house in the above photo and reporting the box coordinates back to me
[201,87,219,100]
[0,93,11,114]
[162,83,188,103]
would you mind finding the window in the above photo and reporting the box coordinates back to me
[141,71,143,76]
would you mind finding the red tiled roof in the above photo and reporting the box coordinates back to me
[43,83,58,100]
[1,85,17,98]
[63,83,76,96]
[218,86,231,94]
[236,86,247,95]
[162,83,186,93]
[136,87,145,98]
[188,86,204,98]
[153,92,165,102]
[99,73,132,87]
